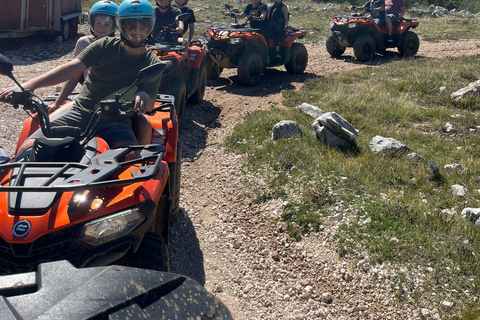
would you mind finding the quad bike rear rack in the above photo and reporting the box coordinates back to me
[0,144,165,192]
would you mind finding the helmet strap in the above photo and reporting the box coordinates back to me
[121,34,146,48]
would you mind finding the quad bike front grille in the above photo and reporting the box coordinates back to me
[0,226,85,275]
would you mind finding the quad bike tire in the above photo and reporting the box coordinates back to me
[326,34,346,58]
[166,80,186,119]
[285,43,308,75]
[353,34,376,61]
[398,30,420,57]
[57,20,70,41]
[187,62,207,104]
[205,54,223,80]
[168,145,181,223]
[68,19,78,39]
[237,51,263,86]
[126,232,170,272]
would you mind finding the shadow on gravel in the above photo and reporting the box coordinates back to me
[332,51,425,66]
[0,34,81,66]
[178,100,221,160]
[169,208,206,285]
[208,69,319,97]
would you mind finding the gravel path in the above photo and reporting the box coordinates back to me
[1,34,480,319]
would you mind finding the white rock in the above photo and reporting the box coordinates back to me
[451,184,468,196]
[442,300,454,311]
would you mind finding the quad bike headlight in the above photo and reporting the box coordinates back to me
[329,21,334,28]
[204,34,212,42]
[229,38,243,45]
[78,208,145,246]
[348,23,358,28]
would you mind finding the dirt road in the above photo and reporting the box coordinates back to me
[1,37,480,319]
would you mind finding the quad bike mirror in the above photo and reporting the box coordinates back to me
[0,54,14,80]
[116,62,168,98]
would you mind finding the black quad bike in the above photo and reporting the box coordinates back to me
[148,13,207,119]
[0,260,233,320]
[326,5,419,61]
[0,55,180,275]
[203,3,308,86]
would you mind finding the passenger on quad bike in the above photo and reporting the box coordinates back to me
[225,0,269,41]
[326,1,419,61]
[49,0,119,114]
[353,0,386,39]
[385,0,405,42]
[267,0,289,57]
[0,0,161,158]
[153,0,183,43]
[174,0,197,44]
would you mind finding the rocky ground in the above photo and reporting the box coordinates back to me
[1,31,480,319]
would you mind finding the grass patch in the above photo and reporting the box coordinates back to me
[225,55,480,316]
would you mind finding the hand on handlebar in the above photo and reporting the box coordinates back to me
[133,92,152,115]
[0,86,19,100]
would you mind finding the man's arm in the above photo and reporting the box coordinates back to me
[0,59,86,99]
[188,23,195,42]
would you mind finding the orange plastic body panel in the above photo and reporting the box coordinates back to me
[281,29,307,48]
[0,162,168,243]
[187,46,204,69]
[1,95,177,244]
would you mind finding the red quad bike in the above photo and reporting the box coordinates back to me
[203,3,308,86]
[0,55,181,275]
[147,13,207,120]
[326,4,419,61]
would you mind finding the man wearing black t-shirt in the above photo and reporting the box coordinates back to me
[225,0,269,40]
[152,0,183,42]
[174,0,197,44]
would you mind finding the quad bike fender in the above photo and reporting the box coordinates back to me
[187,46,204,69]
[149,110,178,164]
[281,29,307,48]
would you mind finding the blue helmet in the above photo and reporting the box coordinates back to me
[116,0,155,47]
[89,0,118,38]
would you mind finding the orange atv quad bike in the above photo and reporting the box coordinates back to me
[0,55,181,275]
[326,3,419,61]
[147,13,206,120]
[203,3,308,86]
